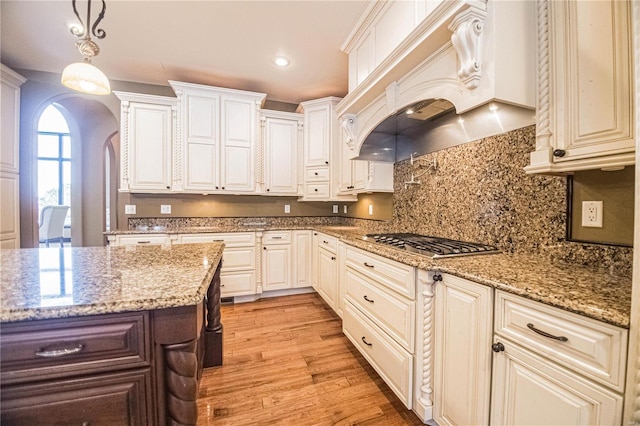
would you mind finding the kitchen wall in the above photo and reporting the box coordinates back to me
[346,125,633,276]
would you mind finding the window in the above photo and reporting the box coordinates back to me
[37,104,71,228]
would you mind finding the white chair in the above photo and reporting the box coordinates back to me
[38,206,70,247]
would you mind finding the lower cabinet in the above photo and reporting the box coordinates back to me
[490,290,627,425]
[433,273,493,426]
[262,231,292,292]
[292,230,312,288]
[1,370,151,425]
[317,241,338,309]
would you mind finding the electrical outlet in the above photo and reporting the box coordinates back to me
[124,204,136,215]
[368,204,373,216]
[582,201,603,227]
[284,204,290,214]
[160,204,171,214]
[333,205,338,214]
[343,205,347,214]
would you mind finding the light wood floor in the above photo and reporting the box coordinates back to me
[197,292,425,425]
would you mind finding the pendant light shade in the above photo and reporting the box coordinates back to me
[62,0,110,95]
[61,59,110,95]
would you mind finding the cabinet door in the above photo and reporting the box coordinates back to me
[311,232,319,290]
[183,93,220,191]
[1,369,151,426]
[304,104,331,167]
[490,340,623,426]
[262,244,291,291]
[0,172,20,248]
[550,0,634,161]
[352,160,369,190]
[220,97,256,192]
[433,274,493,426]
[317,247,338,309]
[292,230,311,288]
[128,102,173,191]
[0,70,22,174]
[264,117,298,194]
[339,129,354,192]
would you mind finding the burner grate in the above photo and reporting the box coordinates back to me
[365,233,499,258]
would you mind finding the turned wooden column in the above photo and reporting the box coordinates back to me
[204,264,222,367]
[164,340,199,425]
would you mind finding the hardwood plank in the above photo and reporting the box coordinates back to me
[197,292,424,425]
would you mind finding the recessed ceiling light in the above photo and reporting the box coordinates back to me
[274,57,290,67]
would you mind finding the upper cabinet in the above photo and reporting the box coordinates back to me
[299,98,357,201]
[526,0,635,174]
[336,0,537,157]
[260,110,303,196]
[170,81,266,193]
[114,92,177,193]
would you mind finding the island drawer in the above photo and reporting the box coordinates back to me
[114,234,171,246]
[345,267,415,352]
[495,291,628,391]
[1,369,150,425]
[343,301,412,408]
[1,312,150,384]
[346,246,415,299]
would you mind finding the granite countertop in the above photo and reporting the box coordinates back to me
[0,242,224,323]
[105,225,632,328]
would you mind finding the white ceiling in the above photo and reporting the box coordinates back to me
[0,0,368,104]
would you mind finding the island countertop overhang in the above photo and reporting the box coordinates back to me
[0,242,225,323]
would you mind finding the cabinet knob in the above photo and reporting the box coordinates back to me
[325,161,329,165]
[314,188,318,192]
[492,342,505,353]
[166,186,170,189]
[553,149,566,158]
[263,247,267,250]
[222,186,225,190]
[215,186,219,190]
[331,256,336,260]
[266,188,270,192]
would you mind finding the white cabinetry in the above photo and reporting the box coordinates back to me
[169,81,266,194]
[0,65,25,249]
[261,110,302,195]
[316,233,338,309]
[262,231,291,292]
[176,232,257,297]
[292,230,312,289]
[300,98,356,201]
[490,291,627,425]
[114,92,177,193]
[526,0,635,173]
[343,245,416,408]
[433,273,493,426]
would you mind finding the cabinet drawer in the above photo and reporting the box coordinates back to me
[317,233,337,253]
[220,271,256,297]
[115,234,170,246]
[343,302,413,408]
[346,246,415,299]
[1,369,150,425]
[1,313,149,384]
[305,166,329,181]
[178,232,255,247]
[262,230,291,244]
[345,268,414,352]
[305,183,329,198]
[495,291,628,391]
[221,246,256,272]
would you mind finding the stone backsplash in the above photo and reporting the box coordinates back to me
[128,216,345,229]
[347,125,632,276]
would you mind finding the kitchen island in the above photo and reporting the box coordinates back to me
[0,242,224,425]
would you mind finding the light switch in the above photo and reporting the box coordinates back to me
[333,205,338,214]
[343,205,347,214]
[284,204,291,214]
[125,205,136,215]
[368,204,373,215]
[160,204,171,214]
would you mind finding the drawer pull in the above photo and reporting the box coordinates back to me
[271,236,283,239]
[137,240,151,244]
[323,240,329,244]
[35,344,84,358]
[361,336,372,347]
[331,256,336,261]
[364,262,375,268]
[526,323,569,342]
[212,239,224,242]
[363,295,374,303]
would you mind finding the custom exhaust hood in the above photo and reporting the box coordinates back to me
[357,99,536,163]
[335,1,538,164]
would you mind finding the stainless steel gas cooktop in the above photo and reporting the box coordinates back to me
[364,233,500,259]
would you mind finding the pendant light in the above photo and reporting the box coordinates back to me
[61,0,110,95]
